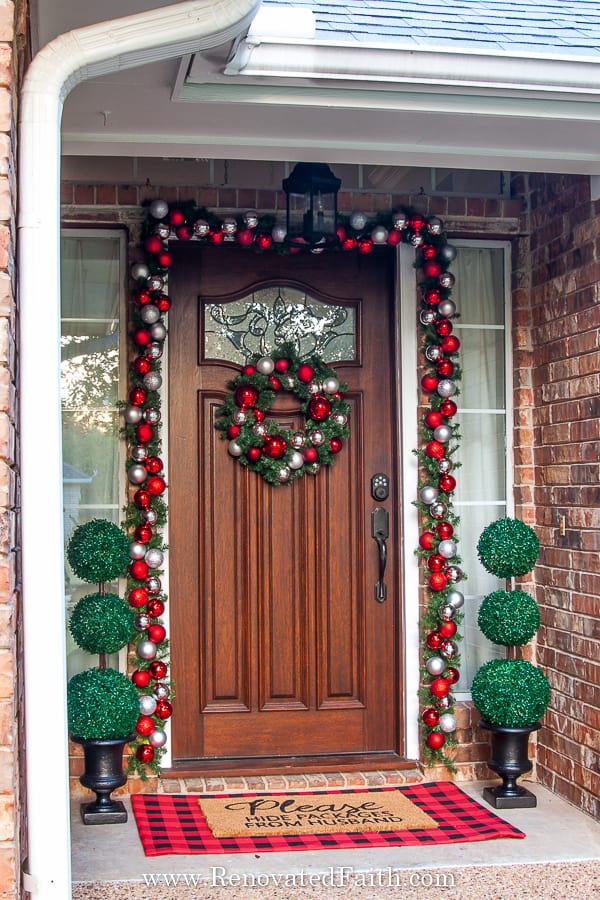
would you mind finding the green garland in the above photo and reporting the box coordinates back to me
[471,659,550,727]
[478,590,540,646]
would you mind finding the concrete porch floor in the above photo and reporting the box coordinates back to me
[71,780,600,899]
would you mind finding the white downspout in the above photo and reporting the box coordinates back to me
[18,2,260,896]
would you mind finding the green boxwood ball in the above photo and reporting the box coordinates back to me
[67,519,130,583]
[477,518,540,578]
[472,658,550,727]
[67,667,139,740]
[69,592,136,654]
[478,590,541,646]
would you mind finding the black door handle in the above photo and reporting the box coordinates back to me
[371,506,389,602]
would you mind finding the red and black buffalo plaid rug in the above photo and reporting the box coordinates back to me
[131,782,525,856]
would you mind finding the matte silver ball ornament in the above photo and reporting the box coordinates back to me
[143,371,163,392]
[437,379,457,398]
[131,262,150,281]
[150,322,167,342]
[145,548,164,569]
[439,244,457,263]
[140,304,161,325]
[149,728,168,748]
[256,356,275,375]
[128,464,148,485]
[419,485,438,505]
[323,376,340,394]
[149,199,169,220]
[439,712,457,733]
[129,541,146,560]
[446,589,465,610]
[371,225,388,244]
[350,211,368,231]
[137,640,157,660]
[289,451,304,470]
[228,440,243,457]
[438,539,458,559]
[433,424,452,443]
[124,406,143,425]
[272,224,287,243]
[139,695,157,716]
[437,299,456,319]
[426,656,446,676]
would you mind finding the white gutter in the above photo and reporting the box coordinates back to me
[18,2,260,897]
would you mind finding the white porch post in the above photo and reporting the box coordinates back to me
[18,2,260,896]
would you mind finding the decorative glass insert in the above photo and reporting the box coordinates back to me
[203,285,356,364]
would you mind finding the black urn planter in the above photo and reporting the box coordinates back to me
[72,734,134,824]
[480,721,540,809]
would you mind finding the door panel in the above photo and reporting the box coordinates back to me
[168,245,403,767]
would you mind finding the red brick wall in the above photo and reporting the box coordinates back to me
[512,172,600,819]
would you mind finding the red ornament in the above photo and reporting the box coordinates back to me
[426,631,444,650]
[441,335,460,354]
[133,290,152,306]
[133,328,152,347]
[175,225,192,241]
[168,208,185,226]
[144,235,163,255]
[208,229,224,244]
[426,731,445,750]
[297,364,314,383]
[246,447,262,462]
[253,409,265,422]
[149,660,167,680]
[132,669,151,688]
[386,229,402,246]
[329,437,343,454]
[136,715,155,736]
[422,708,440,727]
[438,473,456,494]
[421,244,437,259]
[155,700,172,720]
[135,524,153,544]
[424,410,443,429]
[427,554,446,572]
[274,358,289,373]
[147,598,165,617]
[155,293,171,313]
[234,384,259,408]
[303,447,318,464]
[134,489,152,509]
[436,522,454,539]
[227,425,241,439]
[409,213,426,232]
[423,288,441,306]
[419,531,436,550]
[133,356,152,376]
[357,237,373,254]
[429,571,448,591]
[439,399,457,417]
[263,434,287,459]
[136,744,155,764]
[145,456,163,474]
[422,260,442,279]
[445,666,460,684]
[268,376,281,391]
[421,374,439,394]
[336,225,347,242]
[129,387,147,407]
[436,359,454,377]
[147,475,166,496]
[342,237,357,251]
[148,624,167,644]
[308,396,332,422]
[255,232,273,250]
[129,587,149,608]
[237,229,254,247]
[425,440,445,460]
[430,676,451,698]
[439,620,457,638]
[130,560,149,581]
[243,364,256,375]
[136,423,153,444]
[435,319,452,337]
[156,250,171,268]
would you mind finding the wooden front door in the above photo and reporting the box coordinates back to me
[168,244,405,771]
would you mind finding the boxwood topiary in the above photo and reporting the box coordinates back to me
[477,517,540,578]
[478,590,541,646]
[67,519,130,584]
[69,592,136,655]
[67,668,139,740]
[471,658,550,727]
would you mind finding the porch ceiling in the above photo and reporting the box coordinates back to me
[33,1,600,173]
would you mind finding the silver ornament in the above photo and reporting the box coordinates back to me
[289,451,304,470]
[323,376,340,394]
[309,430,325,446]
[447,589,465,610]
[145,547,164,569]
[438,458,453,473]
[284,375,295,390]
[271,223,287,243]
[149,199,169,220]
[437,379,457,398]
[427,217,443,235]
[440,640,458,659]
[419,485,438,505]
[310,244,325,255]
[228,440,243,457]
[439,603,456,621]
[371,225,388,244]
[243,209,259,229]
[139,694,157,716]
[410,232,424,247]
[308,462,321,475]
[131,262,150,281]
[437,299,456,319]
[439,272,455,289]
[308,382,321,394]
[420,309,437,326]
[438,539,457,559]
[433,424,452,443]
[140,304,161,325]
[150,322,167,342]
[145,576,161,594]
[333,414,348,426]
[292,432,306,449]
[392,211,407,230]
[153,683,170,701]
[232,410,247,425]
[425,345,443,362]
[349,210,368,231]
[256,356,275,375]
[253,423,266,437]
[153,222,171,239]
[426,656,446,676]
[278,467,291,483]
[437,694,453,709]
[445,565,463,583]
[144,508,159,525]
[439,244,457,263]
[131,446,148,462]
[146,275,164,292]
[221,216,238,236]
[430,501,448,519]
[439,712,457,733]
[137,640,157,660]
[124,406,143,425]
[149,728,167,749]
[129,542,146,560]
[146,342,163,360]
[128,464,148,485]
[144,407,161,425]
[144,371,163,392]
[135,614,150,631]
[193,219,210,237]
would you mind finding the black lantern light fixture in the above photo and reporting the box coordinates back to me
[282,162,341,246]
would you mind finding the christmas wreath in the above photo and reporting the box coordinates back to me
[215,345,350,484]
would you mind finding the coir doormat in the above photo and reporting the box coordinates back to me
[131,782,525,856]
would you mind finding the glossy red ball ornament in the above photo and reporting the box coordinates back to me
[424,410,443,429]
[135,524,153,544]
[329,437,343,454]
[303,447,318,464]
[155,700,172,720]
[147,475,166,495]
[149,660,167,680]
[445,666,460,685]
[133,356,152,376]
[174,224,191,241]
[133,290,152,307]
[208,229,224,244]
[308,396,332,422]
[253,409,265,422]
[144,235,163,255]
[129,387,148,406]
[227,424,241,439]
[426,731,445,750]
[342,237,357,251]
[441,335,460,354]
[132,669,151,688]
[237,229,254,247]
[134,489,152,509]
[243,364,256,375]
[422,260,442,279]
[427,554,446,572]
[357,237,373,254]
[419,531,436,550]
[147,624,166,644]
[421,244,437,259]
[274,358,289,373]
[128,587,149,608]
[168,208,185,226]
[426,631,444,650]
[425,440,445,460]
[136,744,155,764]
[423,288,441,306]
[136,715,155,736]
[421,374,439,394]
[438,473,457,494]
[436,359,454,377]
[133,328,152,347]
[156,250,171,268]
[263,434,287,459]
[435,319,452,337]
[297,364,314,383]
[336,225,347,242]
[439,399,458,417]
[268,376,281,391]
[386,229,402,246]
[439,620,457,639]
[436,522,454,540]
[147,598,165,618]
[156,293,171,313]
[429,571,448,592]
[422,708,440,727]
[145,456,163,474]
[235,384,259,408]
[256,232,273,250]
[130,559,149,581]
[246,447,262,462]
[136,423,153,444]
[430,676,451,698]
[409,213,426,232]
